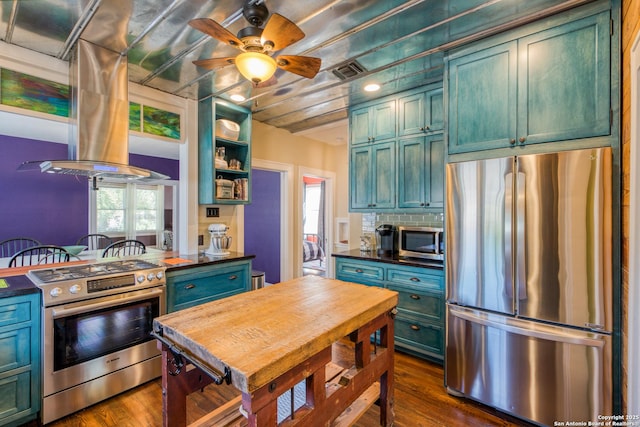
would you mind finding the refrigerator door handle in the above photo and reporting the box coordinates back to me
[516,171,526,301]
[449,306,605,348]
[504,172,513,299]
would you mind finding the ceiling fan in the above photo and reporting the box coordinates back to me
[189,0,321,85]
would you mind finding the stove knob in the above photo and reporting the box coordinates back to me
[137,274,145,283]
[156,271,164,280]
[147,272,156,281]
[50,287,63,298]
[69,284,82,294]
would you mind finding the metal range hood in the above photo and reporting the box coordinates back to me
[19,39,168,181]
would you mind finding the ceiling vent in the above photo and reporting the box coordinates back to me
[332,60,366,80]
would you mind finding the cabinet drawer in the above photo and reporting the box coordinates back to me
[387,284,443,322]
[0,371,31,420]
[387,267,443,291]
[394,314,444,359]
[0,327,31,374]
[0,299,32,328]
[170,265,249,310]
[335,259,385,286]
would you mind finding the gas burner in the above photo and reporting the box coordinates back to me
[29,259,161,283]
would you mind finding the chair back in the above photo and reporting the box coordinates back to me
[76,234,112,251]
[101,240,146,258]
[9,245,70,267]
[0,237,41,258]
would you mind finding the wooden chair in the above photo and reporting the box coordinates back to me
[101,239,146,258]
[9,245,70,267]
[76,234,112,251]
[0,237,41,258]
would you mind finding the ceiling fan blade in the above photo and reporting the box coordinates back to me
[261,14,305,51]
[192,57,236,70]
[276,55,321,79]
[189,18,243,49]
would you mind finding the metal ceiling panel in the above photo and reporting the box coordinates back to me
[0,0,598,136]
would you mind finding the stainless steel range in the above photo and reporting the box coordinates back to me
[28,259,167,424]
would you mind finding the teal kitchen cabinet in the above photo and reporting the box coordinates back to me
[334,257,445,362]
[199,98,252,204]
[447,8,611,154]
[397,134,445,210]
[166,260,251,313]
[0,294,40,427]
[398,86,444,137]
[350,99,396,145]
[350,141,396,211]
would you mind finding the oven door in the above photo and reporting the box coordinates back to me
[42,286,166,397]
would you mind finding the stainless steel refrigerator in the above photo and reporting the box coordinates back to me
[445,147,613,426]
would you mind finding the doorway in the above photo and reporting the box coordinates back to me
[298,167,335,278]
[302,176,326,277]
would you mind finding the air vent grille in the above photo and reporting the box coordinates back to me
[332,60,366,80]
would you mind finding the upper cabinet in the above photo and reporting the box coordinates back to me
[350,100,397,145]
[447,7,612,155]
[348,83,444,213]
[398,87,444,137]
[198,98,252,205]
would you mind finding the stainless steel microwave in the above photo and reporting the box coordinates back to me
[398,226,444,260]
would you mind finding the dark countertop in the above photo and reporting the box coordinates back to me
[0,275,40,298]
[332,249,444,270]
[148,251,255,273]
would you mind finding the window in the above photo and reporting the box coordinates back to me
[91,183,164,247]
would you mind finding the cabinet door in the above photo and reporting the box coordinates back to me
[448,41,518,154]
[425,88,444,132]
[350,145,373,209]
[370,141,396,209]
[371,100,396,142]
[397,137,426,208]
[398,135,444,209]
[350,106,371,145]
[398,93,425,136]
[426,136,445,209]
[517,11,610,145]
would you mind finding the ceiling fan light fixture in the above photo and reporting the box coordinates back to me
[235,52,277,84]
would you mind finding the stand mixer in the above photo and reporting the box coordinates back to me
[205,223,232,256]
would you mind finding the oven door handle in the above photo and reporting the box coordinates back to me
[51,287,165,318]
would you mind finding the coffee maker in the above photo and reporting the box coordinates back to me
[376,224,397,255]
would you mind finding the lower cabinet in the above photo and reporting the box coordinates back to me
[166,260,251,313]
[0,293,40,427]
[334,257,444,362]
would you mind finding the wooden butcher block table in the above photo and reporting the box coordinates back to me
[153,275,398,427]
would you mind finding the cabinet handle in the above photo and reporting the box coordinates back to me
[229,275,238,280]
[410,277,421,282]
[425,202,430,207]
[355,268,364,273]
[184,284,196,290]
[420,202,425,206]
[410,325,420,331]
[519,137,526,143]
[410,294,420,300]
[510,138,516,145]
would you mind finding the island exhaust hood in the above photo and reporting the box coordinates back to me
[19,39,168,181]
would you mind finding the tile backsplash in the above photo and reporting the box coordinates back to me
[361,212,444,234]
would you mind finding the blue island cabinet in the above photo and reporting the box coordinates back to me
[447,5,612,155]
[0,293,40,427]
[166,260,251,313]
[335,257,445,363]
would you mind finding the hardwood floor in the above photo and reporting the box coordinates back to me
[40,349,528,427]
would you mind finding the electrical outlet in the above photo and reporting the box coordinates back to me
[206,207,219,217]
[198,235,203,245]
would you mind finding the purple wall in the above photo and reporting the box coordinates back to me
[0,135,178,246]
[244,169,281,283]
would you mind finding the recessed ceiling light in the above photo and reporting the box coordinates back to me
[230,94,246,102]
[364,83,380,92]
